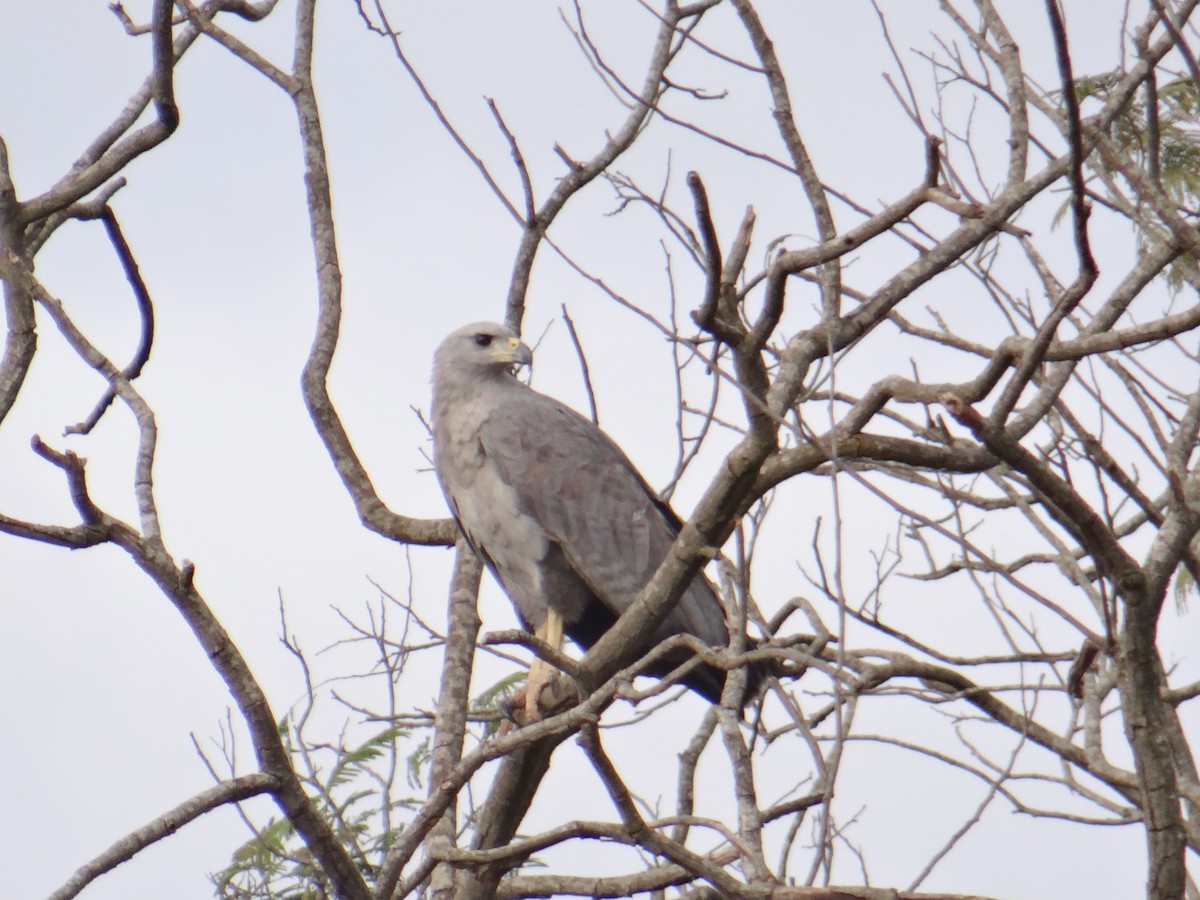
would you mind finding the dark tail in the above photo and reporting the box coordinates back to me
[679,641,775,712]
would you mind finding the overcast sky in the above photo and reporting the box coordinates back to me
[2,2,1192,898]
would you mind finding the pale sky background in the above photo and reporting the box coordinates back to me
[1,2,1194,898]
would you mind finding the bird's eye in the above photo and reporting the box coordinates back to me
[473,333,494,348]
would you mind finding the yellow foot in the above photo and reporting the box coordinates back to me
[524,661,557,722]
[498,610,566,730]
[498,667,562,731]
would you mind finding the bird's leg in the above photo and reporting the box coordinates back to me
[525,609,564,722]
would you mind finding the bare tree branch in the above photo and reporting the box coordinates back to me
[47,774,278,900]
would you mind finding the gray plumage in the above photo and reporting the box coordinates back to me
[430,321,760,707]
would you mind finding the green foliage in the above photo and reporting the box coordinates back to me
[1175,564,1194,614]
[210,673,525,897]
[212,725,412,899]
[471,670,527,737]
[1097,76,1200,196]
[329,725,405,790]
[213,817,322,900]
[1073,74,1200,290]
[405,735,431,790]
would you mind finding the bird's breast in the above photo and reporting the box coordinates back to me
[435,422,550,623]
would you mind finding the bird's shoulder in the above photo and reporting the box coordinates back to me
[477,383,687,544]
[479,383,640,484]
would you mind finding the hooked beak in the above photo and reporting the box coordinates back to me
[497,335,532,368]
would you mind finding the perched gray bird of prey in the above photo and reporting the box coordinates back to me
[431,321,763,718]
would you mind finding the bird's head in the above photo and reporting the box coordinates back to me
[433,321,533,384]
